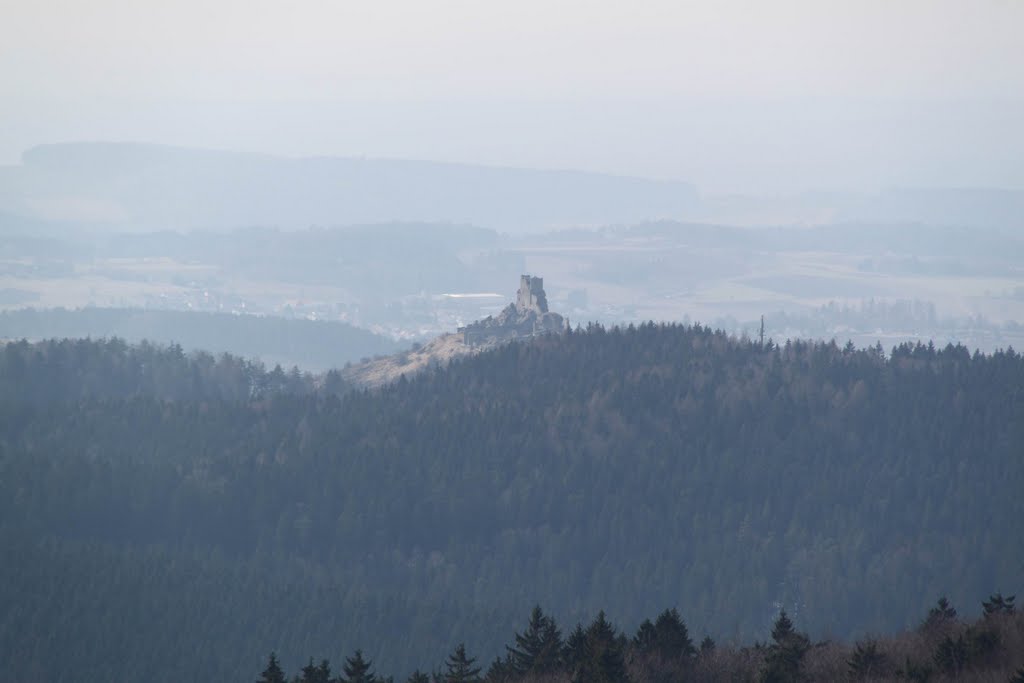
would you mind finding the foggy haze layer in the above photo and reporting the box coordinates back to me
[2,0,1022,194]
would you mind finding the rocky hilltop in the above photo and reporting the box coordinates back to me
[342,275,567,388]
[460,275,567,346]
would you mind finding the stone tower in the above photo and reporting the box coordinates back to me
[515,275,549,314]
[460,274,564,346]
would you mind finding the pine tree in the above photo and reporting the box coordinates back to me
[444,643,481,683]
[405,671,430,683]
[982,593,1016,616]
[340,649,377,683]
[699,636,716,656]
[301,657,332,683]
[632,619,658,653]
[508,605,562,675]
[633,609,695,660]
[921,597,959,637]
[571,611,630,683]
[258,653,286,683]
[771,610,796,644]
[564,623,588,671]
[652,608,695,660]
[925,597,957,623]
[761,610,809,683]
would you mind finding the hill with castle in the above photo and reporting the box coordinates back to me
[341,275,567,387]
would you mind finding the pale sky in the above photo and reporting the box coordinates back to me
[2,0,1022,193]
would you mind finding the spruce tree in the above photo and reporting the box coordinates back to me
[301,658,332,683]
[444,643,481,683]
[981,592,1016,616]
[652,608,695,659]
[508,605,563,675]
[405,671,430,683]
[564,623,588,671]
[571,611,630,683]
[921,596,959,638]
[340,649,377,683]
[771,610,796,644]
[925,597,957,623]
[761,610,809,683]
[632,619,658,654]
[258,653,286,683]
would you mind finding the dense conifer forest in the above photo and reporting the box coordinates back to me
[1,325,1021,681]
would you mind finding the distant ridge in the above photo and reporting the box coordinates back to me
[5,142,1020,233]
[2,142,700,232]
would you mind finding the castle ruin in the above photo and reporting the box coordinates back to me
[461,275,567,347]
[515,275,549,314]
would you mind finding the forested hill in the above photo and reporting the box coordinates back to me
[1,326,1022,682]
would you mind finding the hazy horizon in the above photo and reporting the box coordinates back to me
[3,0,1023,195]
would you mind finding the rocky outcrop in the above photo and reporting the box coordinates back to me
[342,275,568,388]
[339,332,469,388]
[461,275,567,347]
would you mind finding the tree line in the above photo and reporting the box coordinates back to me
[257,596,1023,683]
